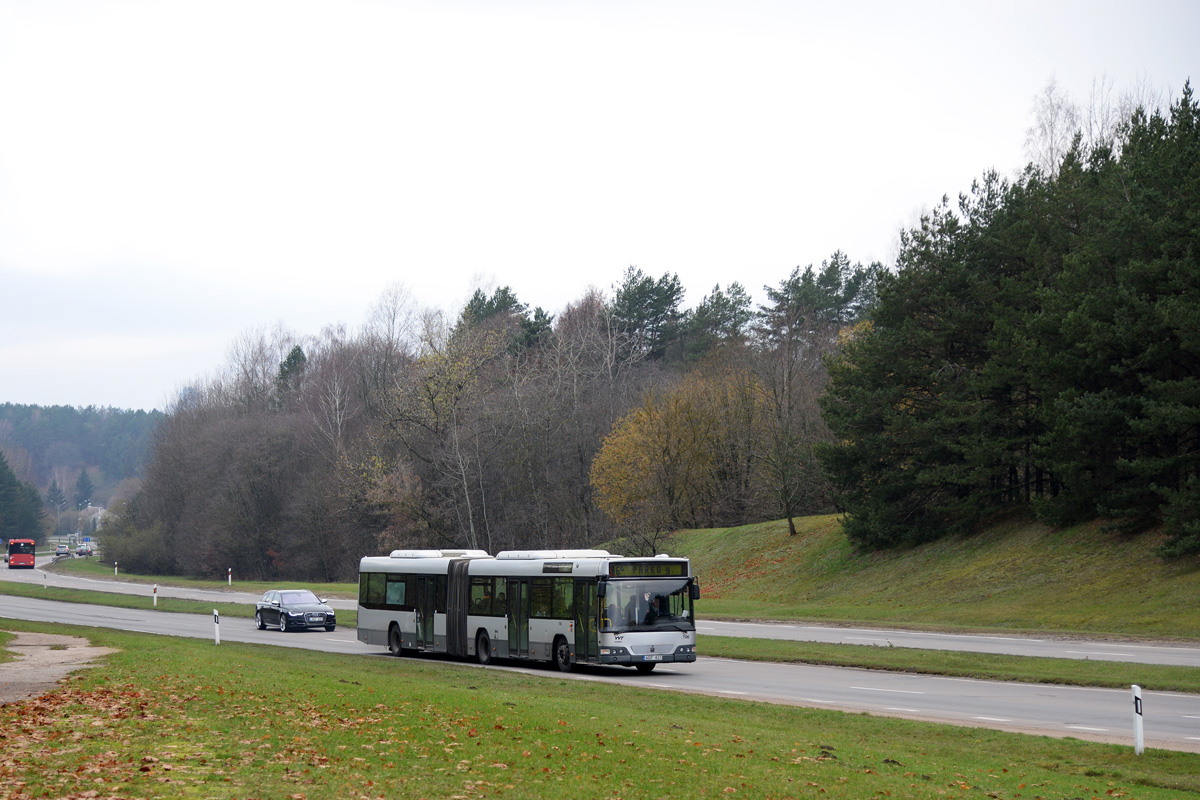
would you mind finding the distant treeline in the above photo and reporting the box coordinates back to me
[0,404,163,504]
[102,81,1199,580]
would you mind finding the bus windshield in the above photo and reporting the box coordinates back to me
[8,541,35,556]
[603,579,695,633]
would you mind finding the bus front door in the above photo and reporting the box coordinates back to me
[507,579,530,658]
[574,579,598,663]
[416,575,437,651]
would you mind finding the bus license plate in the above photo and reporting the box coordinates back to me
[643,655,663,661]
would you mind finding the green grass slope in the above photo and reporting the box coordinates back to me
[659,514,1200,640]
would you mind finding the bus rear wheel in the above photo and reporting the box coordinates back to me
[476,631,492,665]
[553,636,573,673]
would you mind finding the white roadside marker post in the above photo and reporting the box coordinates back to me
[228,567,232,586]
[114,561,118,577]
[153,584,158,607]
[1132,684,1144,755]
[214,610,220,645]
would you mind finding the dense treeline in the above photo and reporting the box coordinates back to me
[820,83,1200,555]
[104,259,878,580]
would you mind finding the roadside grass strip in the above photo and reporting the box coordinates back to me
[44,557,358,599]
[1,620,1198,799]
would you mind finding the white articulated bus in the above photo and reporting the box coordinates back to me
[357,548,699,673]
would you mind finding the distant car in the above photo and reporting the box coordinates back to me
[76,545,92,556]
[255,589,336,632]
[55,544,70,557]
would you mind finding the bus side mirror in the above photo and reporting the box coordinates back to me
[597,582,607,598]
[690,583,700,600]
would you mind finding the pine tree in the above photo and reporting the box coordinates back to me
[73,469,94,511]
[0,453,44,540]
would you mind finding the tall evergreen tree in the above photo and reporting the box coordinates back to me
[73,468,94,510]
[45,480,67,512]
[685,282,753,360]
[0,453,44,540]
[609,266,685,360]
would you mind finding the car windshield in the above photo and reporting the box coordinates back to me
[280,590,321,605]
[602,579,695,633]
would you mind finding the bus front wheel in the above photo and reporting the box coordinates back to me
[388,626,405,657]
[476,631,492,666]
[553,636,573,673]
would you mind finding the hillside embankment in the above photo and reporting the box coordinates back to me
[653,514,1200,640]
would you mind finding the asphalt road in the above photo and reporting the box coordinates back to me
[4,591,1200,753]
[17,557,1200,667]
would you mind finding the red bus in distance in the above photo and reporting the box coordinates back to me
[6,538,36,569]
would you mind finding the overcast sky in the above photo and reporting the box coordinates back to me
[0,0,1194,412]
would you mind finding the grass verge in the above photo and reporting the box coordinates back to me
[1,619,1198,799]
[43,556,359,599]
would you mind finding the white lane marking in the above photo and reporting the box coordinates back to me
[885,707,922,713]
[973,716,1012,722]
[1065,650,1137,658]
[719,690,748,695]
[803,698,834,703]
[1065,726,1108,732]
[852,686,924,694]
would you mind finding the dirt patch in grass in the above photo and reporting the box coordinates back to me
[0,631,116,705]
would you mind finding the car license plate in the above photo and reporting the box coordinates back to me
[643,654,662,661]
[310,614,325,622]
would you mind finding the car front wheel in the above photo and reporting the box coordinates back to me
[255,611,265,630]
[278,614,287,632]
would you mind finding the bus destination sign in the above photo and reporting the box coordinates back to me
[610,561,687,578]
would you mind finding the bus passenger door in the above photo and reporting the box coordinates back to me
[506,579,530,658]
[574,580,598,663]
[416,575,437,650]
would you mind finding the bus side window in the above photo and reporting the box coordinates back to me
[436,575,448,613]
[552,579,574,619]
[364,573,386,608]
[385,575,407,607]
[470,577,494,615]
[531,578,552,618]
